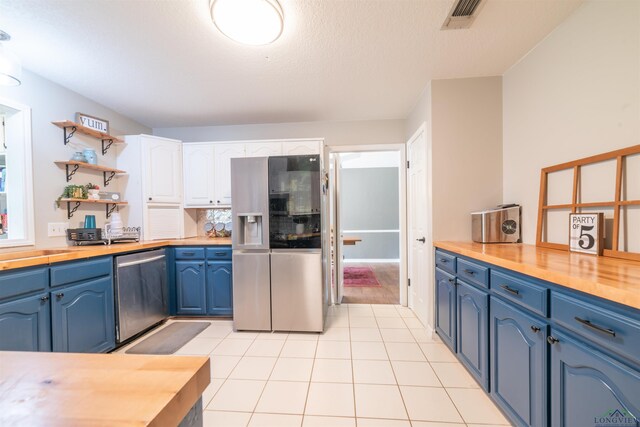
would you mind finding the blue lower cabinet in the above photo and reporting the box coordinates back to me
[207,261,233,316]
[51,276,115,353]
[456,280,489,390]
[0,293,51,351]
[490,297,547,427]
[550,328,640,427]
[176,261,206,315]
[435,267,456,351]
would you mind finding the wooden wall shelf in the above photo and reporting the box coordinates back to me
[58,198,128,219]
[55,161,126,187]
[52,120,124,154]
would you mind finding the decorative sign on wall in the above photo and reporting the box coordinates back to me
[569,213,603,255]
[76,113,109,134]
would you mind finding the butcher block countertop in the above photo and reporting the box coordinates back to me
[434,241,640,310]
[0,237,231,271]
[0,351,210,427]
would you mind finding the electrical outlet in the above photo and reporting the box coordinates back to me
[48,222,69,237]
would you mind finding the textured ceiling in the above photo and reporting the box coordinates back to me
[0,0,582,127]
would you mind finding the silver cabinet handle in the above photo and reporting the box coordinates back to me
[547,336,559,345]
[500,285,520,295]
[40,295,49,302]
[574,317,616,337]
[117,254,166,268]
[463,269,475,275]
[530,325,540,333]
[55,293,64,299]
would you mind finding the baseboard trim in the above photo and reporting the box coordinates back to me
[344,259,400,263]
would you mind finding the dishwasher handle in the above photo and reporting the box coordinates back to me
[117,254,166,268]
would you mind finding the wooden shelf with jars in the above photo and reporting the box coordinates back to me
[54,161,126,187]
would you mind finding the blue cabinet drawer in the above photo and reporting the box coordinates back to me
[491,270,548,317]
[551,292,640,365]
[50,257,111,288]
[175,248,206,260]
[435,250,456,275]
[206,247,232,260]
[457,258,489,288]
[0,267,49,301]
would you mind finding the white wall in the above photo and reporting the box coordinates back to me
[406,77,504,242]
[431,77,504,241]
[503,0,640,244]
[404,76,503,328]
[0,70,150,248]
[154,119,405,147]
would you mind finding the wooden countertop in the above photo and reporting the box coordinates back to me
[0,351,210,427]
[0,237,232,271]
[434,241,640,310]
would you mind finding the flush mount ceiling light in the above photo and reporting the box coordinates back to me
[210,0,283,46]
[0,30,21,86]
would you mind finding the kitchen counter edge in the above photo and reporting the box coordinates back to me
[0,238,232,271]
[434,241,640,310]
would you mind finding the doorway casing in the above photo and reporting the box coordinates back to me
[324,143,408,307]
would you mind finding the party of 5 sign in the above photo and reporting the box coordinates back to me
[569,213,604,255]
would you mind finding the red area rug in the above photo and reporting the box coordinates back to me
[344,267,381,287]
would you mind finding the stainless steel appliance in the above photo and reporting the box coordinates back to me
[114,249,168,343]
[232,155,326,332]
[471,204,521,243]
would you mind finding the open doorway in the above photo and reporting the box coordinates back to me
[326,146,406,306]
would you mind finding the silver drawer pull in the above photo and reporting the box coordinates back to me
[439,258,448,263]
[574,317,616,337]
[463,269,475,275]
[500,285,520,295]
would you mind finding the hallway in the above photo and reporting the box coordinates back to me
[342,263,399,305]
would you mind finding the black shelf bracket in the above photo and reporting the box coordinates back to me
[65,164,80,182]
[101,138,114,155]
[103,171,116,187]
[67,201,81,219]
[106,203,118,218]
[63,126,77,145]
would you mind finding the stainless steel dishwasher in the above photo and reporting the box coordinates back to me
[114,249,168,344]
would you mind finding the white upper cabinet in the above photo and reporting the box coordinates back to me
[142,135,182,204]
[183,143,215,207]
[282,140,321,155]
[214,143,245,205]
[245,142,282,157]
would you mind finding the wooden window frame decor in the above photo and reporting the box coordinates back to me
[536,144,640,261]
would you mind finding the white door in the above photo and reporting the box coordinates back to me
[245,142,282,157]
[407,128,429,326]
[334,154,345,304]
[282,140,320,155]
[143,136,182,204]
[214,143,245,205]
[183,143,215,207]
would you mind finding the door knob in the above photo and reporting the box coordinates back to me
[416,237,426,243]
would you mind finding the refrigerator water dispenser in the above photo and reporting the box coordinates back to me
[237,214,263,246]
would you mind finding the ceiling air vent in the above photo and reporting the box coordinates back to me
[441,0,486,30]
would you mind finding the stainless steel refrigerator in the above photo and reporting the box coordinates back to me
[231,155,326,332]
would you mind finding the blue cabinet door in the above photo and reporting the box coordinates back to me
[176,261,206,315]
[207,261,233,316]
[435,267,456,351]
[490,297,547,427]
[0,293,51,352]
[51,276,115,353]
[456,280,489,390]
[550,329,640,427]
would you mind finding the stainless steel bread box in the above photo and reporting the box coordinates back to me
[471,205,521,243]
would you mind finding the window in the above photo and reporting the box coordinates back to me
[0,97,34,247]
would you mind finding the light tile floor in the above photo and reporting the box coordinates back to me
[119,304,513,427]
